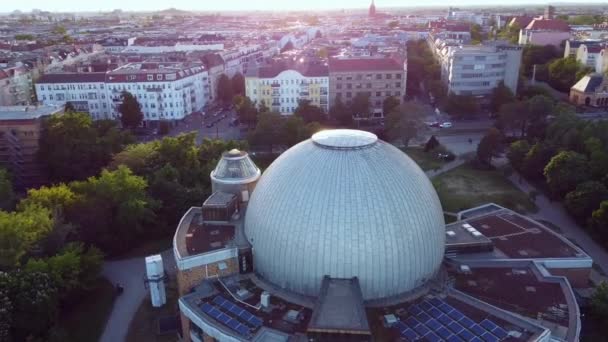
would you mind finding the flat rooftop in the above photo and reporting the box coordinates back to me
[451,266,570,327]
[174,207,236,258]
[0,105,62,121]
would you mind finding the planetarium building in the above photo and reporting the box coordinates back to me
[172,129,591,342]
[245,130,445,300]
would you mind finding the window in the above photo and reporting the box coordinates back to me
[396,74,402,79]
[475,56,486,61]
[395,82,401,88]
[366,83,372,89]
[386,74,392,79]
[347,83,352,89]
[346,92,352,98]
[337,84,342,89]
[157,74,163,80]
[386,91,391,96]
[376,74,381,80]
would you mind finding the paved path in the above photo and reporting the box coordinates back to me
[425,158,466,178]
[506,170,608,276]
[100,249,177,342]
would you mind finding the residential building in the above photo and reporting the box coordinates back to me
[436,42,522,97]
[0,66,35,106]
[245,61,329,115]
[519,18,570,46]
[0,105,62,188]
[570,73,608,107]
[35,62,210,126]
[328,56,406,117]
[576,43,607,73]
[35,72,109,119]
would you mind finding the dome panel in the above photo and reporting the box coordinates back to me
[244,130,445,300]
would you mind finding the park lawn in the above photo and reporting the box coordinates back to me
[126,280,179,342]
[433,163,537,214]
[59,277,116,342]
[403,147,444,171]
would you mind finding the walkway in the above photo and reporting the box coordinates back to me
[507,171,608,275]
[425,158,466,179]
[100,249,177,342]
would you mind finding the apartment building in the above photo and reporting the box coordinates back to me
[433,40,522,97]
[328,56,406,117]
[0,105,62,188]
[0,66,35,106]
[35,62,210,126]
[245,62,329,115]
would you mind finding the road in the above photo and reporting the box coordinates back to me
[170,110,242,144]
[100,250,177,342]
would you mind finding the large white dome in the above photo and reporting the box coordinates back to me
[244,129,445,300]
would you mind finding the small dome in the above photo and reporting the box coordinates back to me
[211,150,260,184]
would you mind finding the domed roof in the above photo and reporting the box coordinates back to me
[245,130,445,300]
[210,149,261,184]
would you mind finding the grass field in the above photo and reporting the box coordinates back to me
[127,280,179,342]
[59,277,116,342]
[433,163,538,214]
[403,147,446,171]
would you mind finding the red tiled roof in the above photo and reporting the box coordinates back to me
[525,18,570,31]
[36,72,107,84]
[328,57,403,72]
[258,62,328,78]
[509,16,534,29]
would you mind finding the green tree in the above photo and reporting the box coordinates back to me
[490,81,515,113]
[233,95,258,128]
[498,23,520,44]
[470,24,483,43]
[283,115,320,147]
[386,101,426,147]
[521,45,560,77]
[526,95,554,139]
[217,74,233,105]
[350,93,371,119]
[118,91,143,129]
[0,169,14,211]
[507,140,531,170]
[294,99,325,123]
[382,96,401,116]
[544,151,590,197]
[388,20,399,29]
[445,93,479,118]
[38,112,133,182]
[14,34,34,40]
[231,72,245,96]
[0,205,53,269]
[522,142,555,180]
[52,25,67,35]
[591,201,608,240]
[547,56,592,92]
[564,181,608,222]
[69,166,156,254]
[330,96,352,126]
[64,101,75,113]
[477,127,502,166]
[591,281,608,316]
[248,112,285,151]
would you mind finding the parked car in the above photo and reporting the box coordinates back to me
[428,121,440,128]
[206,123,214,128]
[439,122,452,128]
[437,152,456,161]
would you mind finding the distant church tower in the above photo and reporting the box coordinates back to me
[369,0,377,17]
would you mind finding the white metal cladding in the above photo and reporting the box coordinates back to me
[244,131,445,300]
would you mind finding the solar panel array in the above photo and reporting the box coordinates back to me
[199,295,264,338]
[391,298,510,342]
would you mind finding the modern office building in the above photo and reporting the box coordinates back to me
[173,129,590,342]
[0,105,62,188]
[434,41,522,97]
[245,61,329,115]
[328,56,407,118]
[35,62,210,126]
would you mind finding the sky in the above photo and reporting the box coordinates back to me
[2,0,607,13]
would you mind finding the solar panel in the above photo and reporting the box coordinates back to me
[480,319,498,331]
[493,326,509,339]
[201,303,213,313]
[409,305,424,316]
[402,328,419,341]
[394,321,408,331]
[459,329,476,342]
[447,321,465,334]
[414,323,430,336]
[448,309,465,321]
[460,317,476,329]
[439,303,455,314]
[227,319,239,329]
[470,324,486,336]
[438,314,453,325]
[428,307,443,318]
[417,311,432,323]
[420,301,433,311]
[430,298,443,307]
[447,335,464,342]
[471,337,484,342]
[425,331,442,342]
[426,318,441,331]
[236,325,250,336]
[480,332,499,342]
[436,326,452,339]
[229,305,243,316]
[249,315,263,327]
[406,316,421,328]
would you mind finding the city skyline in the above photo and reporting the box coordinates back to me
[2,0,608,13]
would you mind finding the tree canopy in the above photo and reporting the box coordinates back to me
[477,128,502,166]
[544,151,590,197]
[217,74,234,105]
[294,100,325,123]
[118,91,143,129]
[385,101,426,147]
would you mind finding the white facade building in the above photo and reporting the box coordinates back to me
[35,62,210,125]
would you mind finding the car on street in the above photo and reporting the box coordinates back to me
[428,121,440,128]
[206,123,214,128]
[439,122,452,128]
